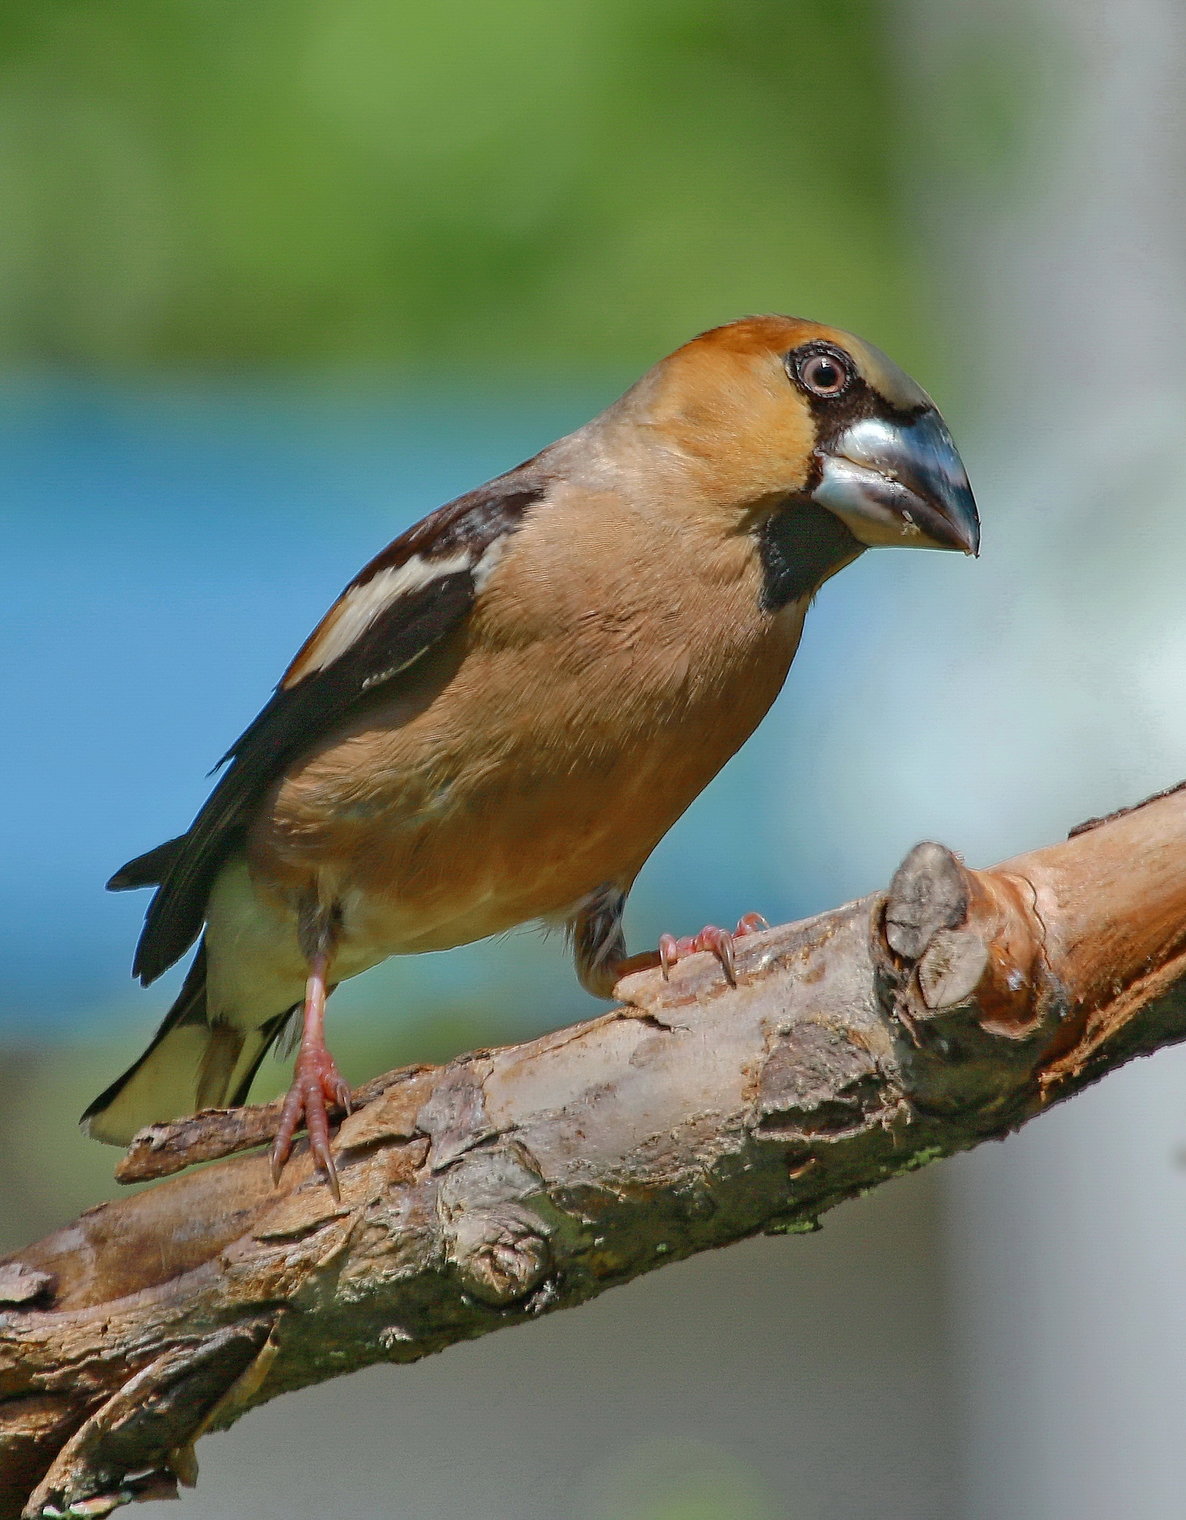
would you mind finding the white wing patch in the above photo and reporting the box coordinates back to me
[470,535,506,591]
[286,550,473,685]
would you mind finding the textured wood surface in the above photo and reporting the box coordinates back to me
[3,783,1186,1519]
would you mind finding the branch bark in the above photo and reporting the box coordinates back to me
[4,786,1186,1519]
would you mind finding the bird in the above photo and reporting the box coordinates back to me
[84,314,979,1195]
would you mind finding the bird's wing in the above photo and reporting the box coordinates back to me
[117,472,548,984]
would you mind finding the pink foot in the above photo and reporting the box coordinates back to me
[270,951,351,1197]
[270,1045,352,1197]
[658,913,768,987]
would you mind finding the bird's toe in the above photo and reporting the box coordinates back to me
[269,1047,351,1198]
[658,914,768,987]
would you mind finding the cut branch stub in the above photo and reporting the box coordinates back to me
[875,842,1061,1122]
[882,840,969,960]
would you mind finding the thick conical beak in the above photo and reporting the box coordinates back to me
[810,409,980,555]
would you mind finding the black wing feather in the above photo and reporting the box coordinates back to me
[118,472,548,986]
[107,836,186,892]
[131,568,474,983]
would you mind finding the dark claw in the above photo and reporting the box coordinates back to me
[699,925,737,986]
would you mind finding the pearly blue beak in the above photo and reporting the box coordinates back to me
[811,409,980,556]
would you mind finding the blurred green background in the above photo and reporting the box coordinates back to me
[0,0,922,374]
[5,1,1186,1517]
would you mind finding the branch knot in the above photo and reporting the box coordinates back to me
[437,1149,554,1307]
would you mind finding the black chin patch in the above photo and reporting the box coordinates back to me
[757,501,863,612]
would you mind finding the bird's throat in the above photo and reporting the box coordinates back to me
[756,500,864,612]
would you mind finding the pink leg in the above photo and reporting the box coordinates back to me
[657,913,769,987]
[269,950,352,1197]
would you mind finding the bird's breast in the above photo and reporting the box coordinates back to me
[246,499,807,957]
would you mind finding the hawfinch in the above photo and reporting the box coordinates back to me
[85,315,979,1192]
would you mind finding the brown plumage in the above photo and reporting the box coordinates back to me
[86,315,979,1193]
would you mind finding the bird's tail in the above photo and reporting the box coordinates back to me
[81,940,292,1146]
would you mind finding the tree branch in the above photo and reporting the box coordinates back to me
[4,786,1186,1519]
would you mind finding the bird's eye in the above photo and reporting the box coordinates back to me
[790,346,854,399]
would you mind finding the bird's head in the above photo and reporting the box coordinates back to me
[631,315,979,605]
